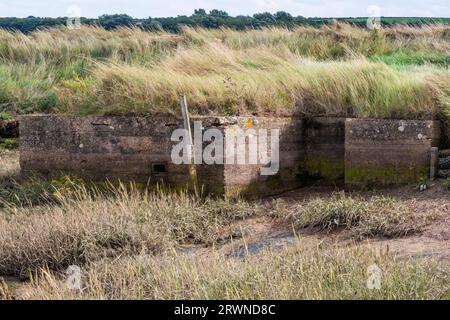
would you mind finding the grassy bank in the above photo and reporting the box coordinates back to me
[76,51,448,118]
[0,23,448,118]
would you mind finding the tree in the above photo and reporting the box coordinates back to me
[253,12,275,26]
[141,18,163,31]
[98,14,134,29]
[194,9,207,16]
[209,9,228,17]
[274,11,293,22]
[0,13,447,33]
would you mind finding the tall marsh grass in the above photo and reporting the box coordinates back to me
[0,183,258,278]
[183,23,450,60]
[22,244,450,300]
[0,23,448,117]
[0,26,183,65]
[73,47,448,118]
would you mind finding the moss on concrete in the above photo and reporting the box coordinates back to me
[293,158,345,185]
[345,166,428,189]
[224,177,303,199]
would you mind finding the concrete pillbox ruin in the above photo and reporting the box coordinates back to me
[20,115,441,196]
[345,119,440,188]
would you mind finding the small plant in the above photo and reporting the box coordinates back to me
[0,112,12,121]
[445,178,450,190]
[0,139,18,150]
[416,177,428,191]
[50,175,86,198]
[0,178,54,208]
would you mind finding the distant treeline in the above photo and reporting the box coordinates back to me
[1,10,449,33]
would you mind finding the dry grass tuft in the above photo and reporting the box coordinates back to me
[0,184,258,278]
[0,280,14,300]
[22,243,450,300]
[287,194,432,239]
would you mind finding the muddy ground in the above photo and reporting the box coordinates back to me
[177,183,449,265]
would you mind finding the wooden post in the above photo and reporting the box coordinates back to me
[180,96,193,150]
[180,95,199,196]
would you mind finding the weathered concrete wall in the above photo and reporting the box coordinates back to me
[222,117,305,197]
[20,115,442,196]
[20,115,345,197]
[20,115,225,194]
[221,117,345,197]
[345,119,440,188]
[299,117,345,186]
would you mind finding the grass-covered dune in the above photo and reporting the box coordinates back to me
[0,23,449,119]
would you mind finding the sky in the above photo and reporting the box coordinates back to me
[0,0,448,18]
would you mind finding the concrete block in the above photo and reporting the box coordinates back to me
[345,118,440,188]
